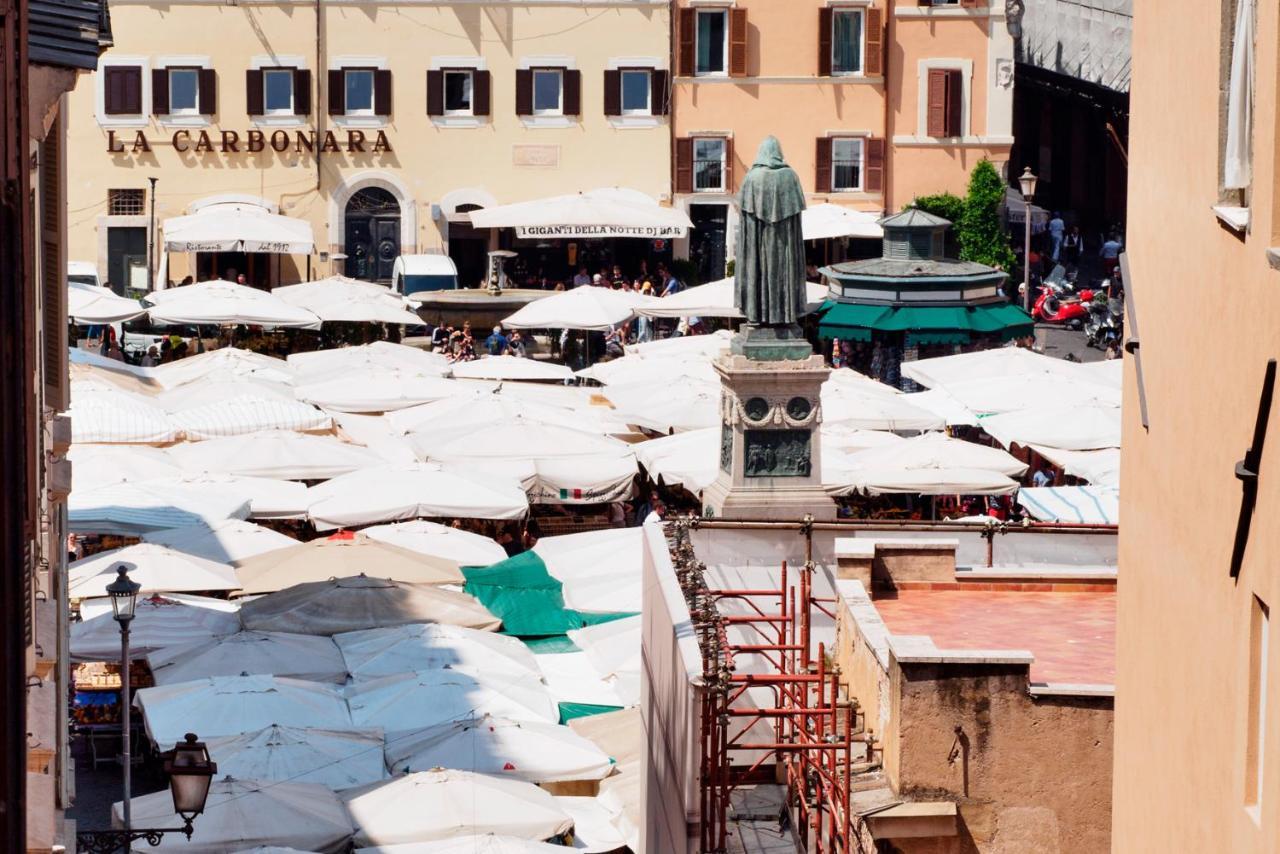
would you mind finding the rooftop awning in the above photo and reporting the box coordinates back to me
[469,188,693,239]
[818,301,1033,340]
[163,202,315,254]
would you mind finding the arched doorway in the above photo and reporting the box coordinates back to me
[344,187,401,282]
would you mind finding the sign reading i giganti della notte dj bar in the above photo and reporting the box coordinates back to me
[107,128,393,155]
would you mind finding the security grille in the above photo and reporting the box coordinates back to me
[107,188,145,216]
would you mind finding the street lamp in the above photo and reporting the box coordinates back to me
[105,566,140,837]
[1018,167,1039,313]
[75,733,218,853]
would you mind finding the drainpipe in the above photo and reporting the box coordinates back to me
[883,0,894,213]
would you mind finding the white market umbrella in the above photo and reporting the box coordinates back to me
[68,543,240,598]
[78,590,240,622]
[517,455,638,506]
[904,388,979,427]
[163,201,316,254]
[408,416,630,462]
[346,668,559,738]
[112,778,353,854]
[170,395,332,439]
[273,277,424,326]
[633,428,719,494]
[238,575,500,636]
[603,375,721,433]
[68,282,146,323]
[146,630,348,685]
[535,651,631,712]
[501,285,650,332]
[68,389,181,444]
[824,459,1018,496]
[153,348,294,389]
[147,280,321,329]
[134,674,352,749]
[233,531,462,595]
[577,353,718,387]
[331,412,420,465]
[341,769,574,847]
[139,474,311,520]
[167,430,382,479]
[567,616,641,707]
[839,432,1028,477]
[157,376,298,411]
[1017,485,1119,525]
[819,425,907,454]
[899,347,1081,391]
[801,203,884,241]
[142,519,301,563]
[928,374,1121,417]
[385,715,613,783]
[388,392,601,437]
[637,278,829,319]
[294,371,464,414]
[535,529,643,615]
[335,623,539,681]
[205,725,387,789]
[68,444,182,491]
[821,384,945,433]
[68,481,251,535]
[469,187,691,236]
[979,405,1122,451]
[288,342,451,381]
[361,520,509,567]
[448,356,574,382]
[623,328,734,359]
[354,837,569,854]
[70,594,240,661]
[554,794,629,853]
[306,464,529,530]
[1027,445,1121,488]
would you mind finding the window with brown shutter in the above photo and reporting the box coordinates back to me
[427,70,444,116]
[927,68,963,137]
[104,66,142,115]
[729,8,749,77]
[328,69,345,115]
[293,69,312,116]
[815,137,833,193]
[473,70,492,116]
[675,137,694,194]
[151,68,169,114]
[515,69,533,115]
[865,8,883,77]
[864,137,885,193]
[678,8,696,76]
[723,136,736,191]
[651,70,669,116]
[246,69,264,115]
[199,69,217,115]
[819,8,833,77]
[603,70,621,116]
[563,69,581,116]
[39,117,66,412]
[374,69,392,116]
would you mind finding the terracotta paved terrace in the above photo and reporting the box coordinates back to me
[872,590,1116,685]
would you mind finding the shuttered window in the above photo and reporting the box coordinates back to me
[728,8,748,77]
[331,68,391,117]
[677,137,731,193]
[832,138,864,191]
[926,68,963,137]
[696,10,728,75]
[293,69,312,116]
[605,68,667,117]
[678,8,697,76]
[818,137,884,192]
[864,138,885,193]
[865,8,884,77]
[103,66,142,115]
[40,115,67,412]
[518,67,577,117]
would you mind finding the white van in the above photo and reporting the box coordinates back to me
[67,261,103,290]
[391,254,459,297]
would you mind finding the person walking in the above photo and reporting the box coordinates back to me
[1048,212,1066,263]
[1099,232,1123,276]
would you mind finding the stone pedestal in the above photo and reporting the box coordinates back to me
[701,344,837,521]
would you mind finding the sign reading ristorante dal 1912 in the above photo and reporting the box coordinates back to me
[107,128,393,155]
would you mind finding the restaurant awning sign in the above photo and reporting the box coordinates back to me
[514,224,687,240]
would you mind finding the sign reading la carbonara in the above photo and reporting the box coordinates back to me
[514,224,687,239]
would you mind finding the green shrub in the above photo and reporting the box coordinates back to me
[906,192,965,225]
[957,159,1016,272]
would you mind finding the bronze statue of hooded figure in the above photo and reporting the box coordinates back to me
[734,136,808,327]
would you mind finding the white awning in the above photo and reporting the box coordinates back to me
[636,278,829,319]
[801,203,884,241]
[163,202,315,254]
[469,188,693,239]
[1017,485,1119,525]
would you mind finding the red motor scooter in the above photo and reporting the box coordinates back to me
[1033,285,1094,327]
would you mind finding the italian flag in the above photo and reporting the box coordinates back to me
[559,488,584,500]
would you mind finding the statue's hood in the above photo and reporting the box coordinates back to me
[739,136,806,224]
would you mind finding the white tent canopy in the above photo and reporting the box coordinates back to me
[1028,445,1121,488]
[141,519,300,563]
[113,778,353,854]
[409,416,631,462]
[603,375,720,434]
[821,385,946,433]
[633,428,719,494]
[294,372,463,414]
[68,389,181,444]
[147,281,321,329]
[501,285,652,331]
[168,430,382,480]
[535,529,644,614]
[448,356,574,382]
[204,725,388,790]
[824,460,1019,496]
[636,278,829,319]
[346,668,559,737]
[272,277,424,325]
[68,282,147,323]
[134,674,352,748]
[900,347,1085,391]
[67,444,183,491]
[468,187,692,239]
[157,376,297,412]
[928,374,1121,417]
[341,769,574,847]
[287,342,450,380]
[153,348,294,389]
[445,455,638,506]
[384,715,614,783]
[979,405,1122,451]
[146,630,348,685]
[361,520,509,567]
[68,481,251,535]
[139,474,310,520]
[70,594,240,661]
[305,464,530,529]
[163,201,316,254]
[567,616,641,707]
[68,543,240,598]
[1018,485,1119,525]
[233,531,462,595]
[169,395,332,439]
[801,203,885,241]
[837,432,1028,477]
[335,623,539,681]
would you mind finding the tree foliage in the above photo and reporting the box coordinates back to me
[957,159,1016,272]
[906,192,965,225]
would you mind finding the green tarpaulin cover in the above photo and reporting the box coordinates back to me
[462,551,635,638]
[818,301,1032,340]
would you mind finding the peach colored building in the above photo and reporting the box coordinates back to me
[670,0,1014,281]
[1115,0,1280,850]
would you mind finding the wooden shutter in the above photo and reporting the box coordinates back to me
[563,69,582,116]
[724,136,735,191]
[678,9,696,76]
[815,137,832,193]
[927,68,948,136]
[374,69,392,115]
[865,137,885,193]
[944,69,963,136]
[105,66,142,115]
[198,69,217,115]
[39,118,66,411]
[818,8,833,77]
[729,9,749,77]
[515,69,533,115]
[328,69,345,115]
[426,70,444,116]
[651,69,670,116]
[603,70,621,116]
[245,69,264,116]
[293,69,312,116]
[675,137,694,193]
[865,8,883,77]
[473,70,492,116]
[151,68,169,115]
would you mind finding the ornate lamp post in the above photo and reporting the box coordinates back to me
[105,566,140,835]
[76,733,218,854]
[1018,167,1039,313]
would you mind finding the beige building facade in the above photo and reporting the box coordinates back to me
[65,0,672,290]
[1116,0,1280,850]
[670,0,1015,281]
